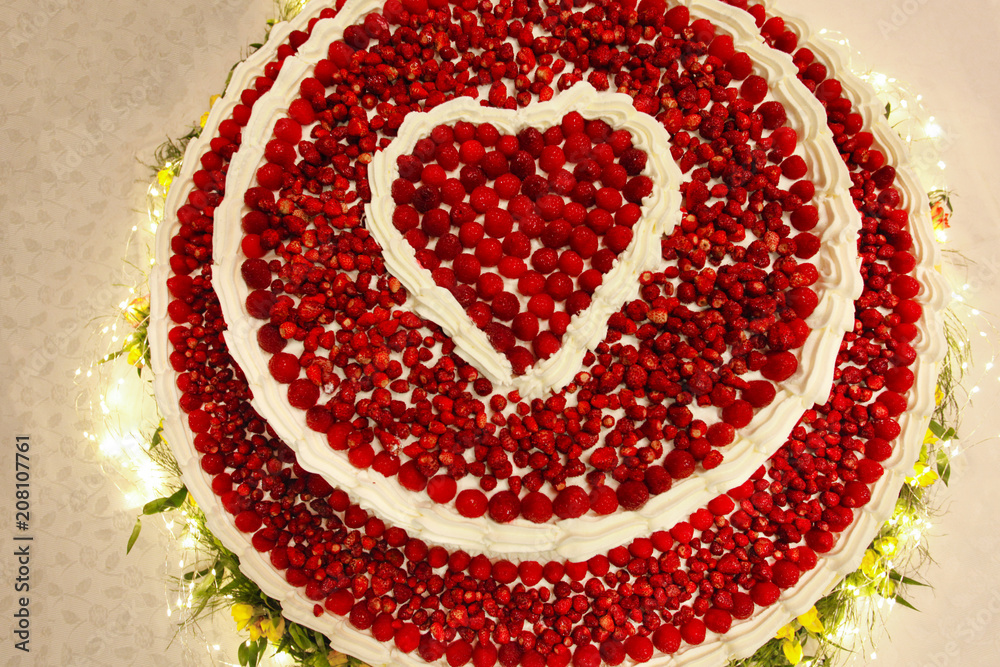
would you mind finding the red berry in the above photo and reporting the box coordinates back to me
[268,353,300,383]
[553,486,589,518]
[651,625,681,653]
[456,489,488,518]
[616,480,650,511]
[488,490,521,523]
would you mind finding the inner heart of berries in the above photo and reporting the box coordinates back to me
[368,85,681,398]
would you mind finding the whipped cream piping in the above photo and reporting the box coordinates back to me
[366,83,684,399]
[656,2,950,664]
[210,0,862,566]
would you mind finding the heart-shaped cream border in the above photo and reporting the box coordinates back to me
[366,84,683,399]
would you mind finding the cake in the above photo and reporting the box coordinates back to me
[149,0,948,664]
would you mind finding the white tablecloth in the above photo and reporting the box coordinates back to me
[1,0,998,664]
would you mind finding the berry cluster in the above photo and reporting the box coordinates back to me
[393,115,651,372]
[160,0,926,665]
[234,0,822,521]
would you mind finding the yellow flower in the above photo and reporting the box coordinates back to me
[861,549,880,579]
[124,295,149,327]
[797,606,824,634]
[231,603,256,632]
[250,616,285,644]
[924,428,938,444]
[935,387,944,406]
[248,622,262,641]
[781,636,804,665]
[259,616,285,642]
[775,623,796,641]
[875,536,898,557]
[906,461,938,487]
[327,652,349,667]
[157,167,174,190]
[199,94,222,128]
[877,576,896,598]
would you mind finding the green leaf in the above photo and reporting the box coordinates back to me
[183,566,214,581]
[884,101,892,119]
[929,420,957,441]
[126,518,142,554]
[238,641,249,666]
[936,449,953,486]
[142,485,188,515]
[894,594,920,611]
[248,637,261,667]
[288,623,312,650]
[889,570,930,587]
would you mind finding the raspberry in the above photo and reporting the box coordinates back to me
[491,292,520,321]
[595,187,623,212]
[553,485,589,518]
[240,259,271,289]
[619,148,647,175]
[624,636,653,662]
[740,75,768,104]
[539,144,566,172]
[475,239,503,266]
[520,491,553,523]
[268,352,300,383]
[517,271,545,296]
[487,490,521,523]
[476,273,504,301]
[512,312,540,340]
[485,322,516,352]
[605,226,633,253]
[703,608,732,634]
[600,164,627,190]
[459,222,485,248]
[750,581,781,606]
[564,134,592,161]
[544,273,573,301]
[454,254,481,283]
[498,256,527,279]
[742,380,776,407]
[287,378,319,409]
[455,489,488,518]
[616,480,650,511]
[761,351,798,381]
[426,475,457,503]
[459,139,485,165]
[623,175,653,203]
[758,101,787,130]
[680,618,706,645]
[772,559,801,588]
[394,624,420,653]
[664,450,696,479]
[651,625,681,653]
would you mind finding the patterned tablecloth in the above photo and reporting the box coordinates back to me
[1,0,999,665]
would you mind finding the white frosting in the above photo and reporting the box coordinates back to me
[210,0,863,564]
[148,0,943,665]
[366,84,684,400]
